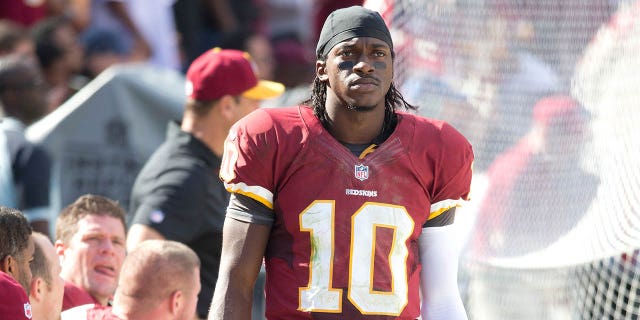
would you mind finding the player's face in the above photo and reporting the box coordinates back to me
[58,214,126,303]
[319,37,393,112]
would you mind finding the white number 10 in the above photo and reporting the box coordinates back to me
[298,201,414,315]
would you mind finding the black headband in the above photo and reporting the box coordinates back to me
[316,6,393,57]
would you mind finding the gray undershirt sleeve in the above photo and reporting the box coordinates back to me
[226,193,275,226]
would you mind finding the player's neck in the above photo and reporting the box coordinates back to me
[324,106,387,145]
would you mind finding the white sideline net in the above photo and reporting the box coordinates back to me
[364,0,640,319]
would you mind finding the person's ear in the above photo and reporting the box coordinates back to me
[0,255,13,274]
[218,95,236,121]
[169,289,183,315]
[54,240,67,264]
[317,60,328,82]
[29,277,45,302]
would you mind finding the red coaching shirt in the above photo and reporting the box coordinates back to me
[221,106,473,319]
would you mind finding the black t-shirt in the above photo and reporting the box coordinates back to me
[128,121,227,318]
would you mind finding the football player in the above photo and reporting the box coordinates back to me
[210,5,473,319]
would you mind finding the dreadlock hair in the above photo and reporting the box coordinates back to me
[302,53,418,134]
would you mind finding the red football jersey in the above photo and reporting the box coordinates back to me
[221,106,473,319]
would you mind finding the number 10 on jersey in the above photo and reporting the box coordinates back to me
[298,200,414,315]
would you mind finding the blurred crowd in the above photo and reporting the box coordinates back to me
[0,0,370,117]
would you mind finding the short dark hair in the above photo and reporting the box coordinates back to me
[55,194,126,244]
[0,206,32,262]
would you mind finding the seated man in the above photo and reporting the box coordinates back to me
[0,206,34,319]
[54,194,127,311]
[29,231,65,320]
[61,240,201,320]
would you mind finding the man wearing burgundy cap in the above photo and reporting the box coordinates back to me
[126,48,284,319]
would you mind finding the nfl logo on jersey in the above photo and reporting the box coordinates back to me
[354,164,369,181]
[24,303,32,319]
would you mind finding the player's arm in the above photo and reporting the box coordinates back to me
[209,216,270,320]
[419,208,467,320]
[212,111,276,318]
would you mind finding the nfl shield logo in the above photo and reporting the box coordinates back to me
[354,164,369,181]
[24,303,32,319]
